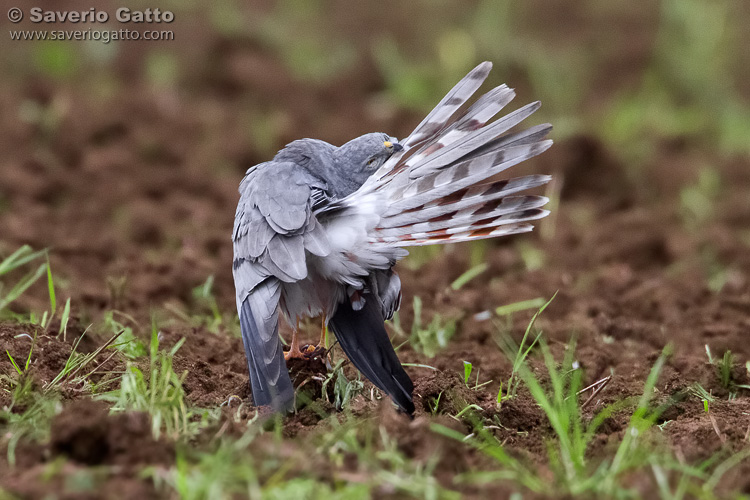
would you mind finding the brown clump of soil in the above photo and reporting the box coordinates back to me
[158,326,250,407]
[50,399,174,466]
[0,323,124,409]
[2,399,171,499]
[286,346,331,403]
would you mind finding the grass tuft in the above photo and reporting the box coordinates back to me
[393,296,458,358]
[0,246,48,315]
[432,297,748,497]
[321,358,365,410]
[496,292,556,402]
[705,346,750,398]
[98,322,218,439]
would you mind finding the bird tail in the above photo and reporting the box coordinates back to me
[328,292,415,415]
[239,280,295,413]
[345,62,553,249]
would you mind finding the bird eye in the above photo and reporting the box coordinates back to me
[367,158,377,168]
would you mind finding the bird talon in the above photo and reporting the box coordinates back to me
[284,348,306,361]
[290,344,328,361]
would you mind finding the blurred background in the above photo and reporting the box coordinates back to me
[0,0,748,324]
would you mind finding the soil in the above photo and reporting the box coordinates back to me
[1,1,749,498]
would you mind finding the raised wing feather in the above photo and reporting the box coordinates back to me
[316,62,552,283]
[403,61,492,149]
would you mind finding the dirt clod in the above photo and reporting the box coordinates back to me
[50,399,174,466]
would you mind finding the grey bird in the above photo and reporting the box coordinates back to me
[233,62,553,414]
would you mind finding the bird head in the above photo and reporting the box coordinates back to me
[334,133,402,190]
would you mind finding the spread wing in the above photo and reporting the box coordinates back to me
[318,61,552,415]
[319,61,552,258]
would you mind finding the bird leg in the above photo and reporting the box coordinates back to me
[284,321,305,360]
[307,314,326,353]
[318,315,327,348]
[305,315,327,353]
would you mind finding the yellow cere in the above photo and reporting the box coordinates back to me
[384,141,392,148]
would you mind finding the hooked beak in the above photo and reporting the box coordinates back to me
[384,140,404,153]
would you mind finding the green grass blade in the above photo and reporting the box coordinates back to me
[0,245,47,276]
[513,292,557,371]
[6,350,23,376]
[60,298,71,339]
[463,361,473,384]
[702,449,750,493]
[0,263,46,312]
[495,297,547,317]
[430,423,468,442]
[0,246,31,275]
[46,256,56,314]
[601,344,672,493]
[450,263,488,291]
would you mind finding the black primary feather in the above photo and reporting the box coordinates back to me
[328,293,415,415]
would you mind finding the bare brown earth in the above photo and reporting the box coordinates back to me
[1,1,749,498]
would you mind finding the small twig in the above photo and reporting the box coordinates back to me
[744,423,750,442]
[213,420,230,441]
[709,414,726,443]
[675,446,686,465]
[61,328,125,383]
[577,375,612,396]
[81,349,119,381]
[220,395,242,408]
[581,375,613,410]
[112,310,141,328]
[296,377,313,391]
